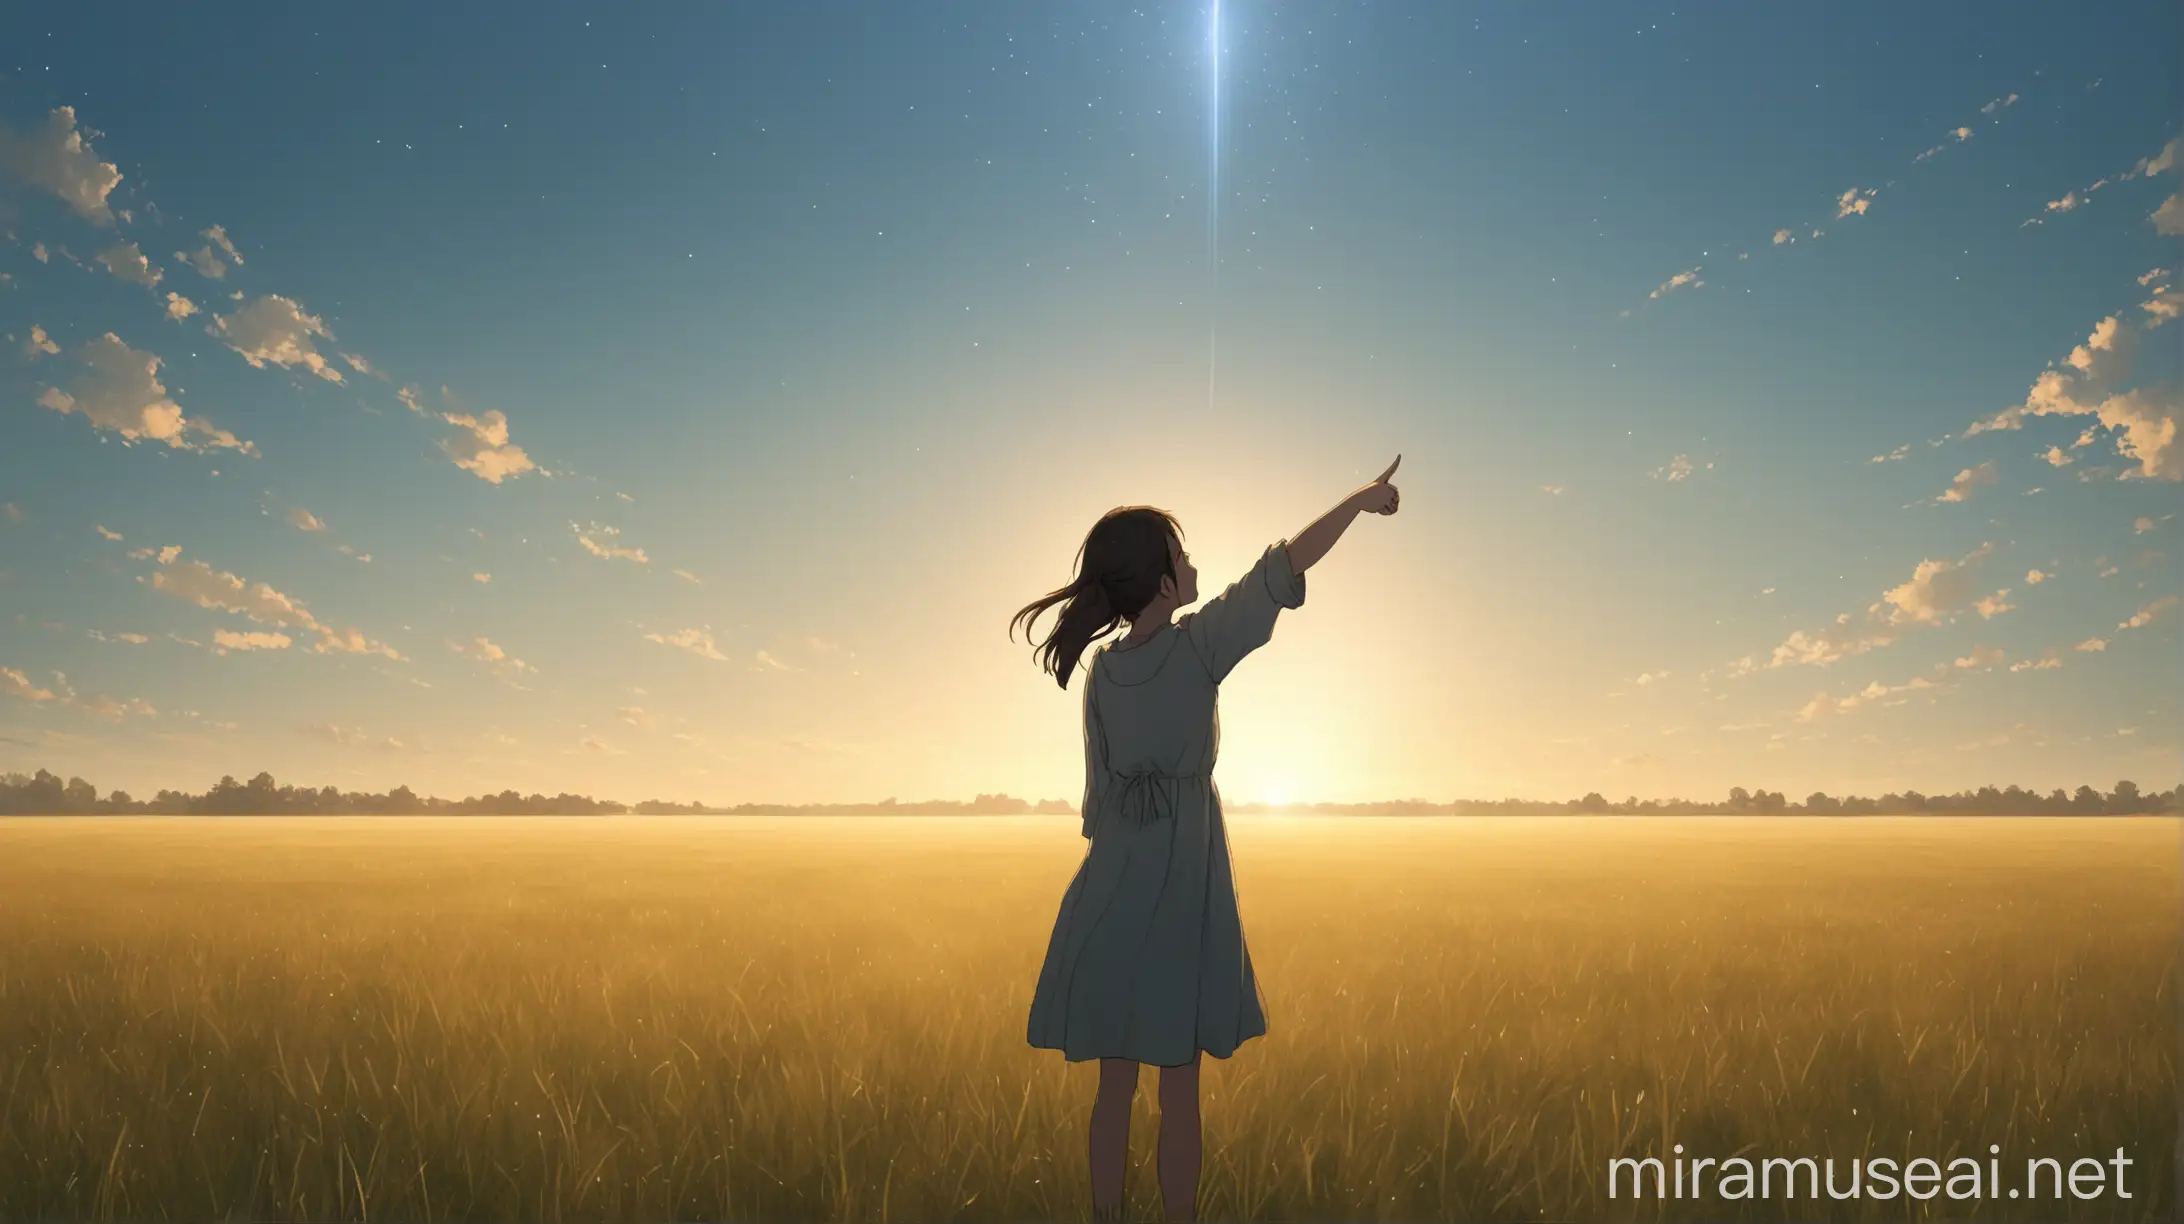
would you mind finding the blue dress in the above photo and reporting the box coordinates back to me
[1027,541,1307,1065]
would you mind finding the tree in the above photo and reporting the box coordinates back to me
[2108,780,2143,814]
[1805,791,1838,814]
[1728,787,1751,811]
[1579,792,1608,813]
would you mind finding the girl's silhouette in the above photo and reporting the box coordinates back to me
[1010,457,1402,1223]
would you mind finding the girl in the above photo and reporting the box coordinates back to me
[1009,456,1402,1223]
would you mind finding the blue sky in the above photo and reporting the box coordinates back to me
[0,1,2177,804]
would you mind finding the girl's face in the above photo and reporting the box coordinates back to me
[1161,532,1199,608]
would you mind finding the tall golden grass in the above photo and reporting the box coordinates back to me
[0,814,2172,1222]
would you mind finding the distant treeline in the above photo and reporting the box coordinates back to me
[0,769,2178,817]
[1233,781,2183,816]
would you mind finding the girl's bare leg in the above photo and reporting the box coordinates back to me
[1091,1058,1139,1220]
[1156,1052,1204,1222]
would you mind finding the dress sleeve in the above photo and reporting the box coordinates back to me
[1182,539,1307,684]
[1080,666,1109,839]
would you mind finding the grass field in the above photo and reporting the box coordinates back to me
[0,814,2174,1222]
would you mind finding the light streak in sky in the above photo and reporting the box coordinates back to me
[1207,0,1221,412]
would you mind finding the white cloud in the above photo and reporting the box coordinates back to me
[1881,544,2001,624]
[94,241,161,287]
[36,333,256,454]
[4,667,152,719]
[574,523,648,563]
[177,246,228,279]
[2046,192,2084,215]
[1964,312,2179,481]
[753,650,797,672]
[439,403,536,483]
[1869,444,1911,463]
[1631,670,1669,686]
[202,225,244,267]
[86,629,149,645]
[94,525,123,541]
[143,548,401,659]
[164,292,197,321]
[1772,228,1795,245]
[2118,595,2179,631]
[213,629,292,653]
[2130,135,2180,179]
[2066,315,2135,384]
[2076,637,2107,652]
[2026,568,2049,584]
[301,723,407,751]
[1648,267,1703,300]
[287,507,328,533]
[1936,460,1999,503]
[618,705,655,728]
[1913,127,1975,164]
[645,627,727,661]
[1,667,57,703]
[1978,93,2019,114]
[2040,445,2074,467]
[211,295,345,383]
[672,568,702,584]
[1794,644,2005,722]
[1766,542,1998,667]
[2143,285,2180,327]
[0,107,124,224]
[22,323,59,357]
[2080,385,2182,480]
[472,572,491,583]
[1834,187,1877,219]
[1973,589,2015,619]
[71,693,156,721]
[2154,193,2184,237]
[450,635,533,672]
[2135,516,2157,534]
[1650,454,1695,482]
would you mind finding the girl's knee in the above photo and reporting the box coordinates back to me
[1157,1056,1202,1102]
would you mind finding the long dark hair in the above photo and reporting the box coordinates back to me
[1009,506,1182,689]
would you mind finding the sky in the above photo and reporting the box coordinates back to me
[0,1,2178,806]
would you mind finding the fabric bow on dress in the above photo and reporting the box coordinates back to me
[1106,767,1207,830]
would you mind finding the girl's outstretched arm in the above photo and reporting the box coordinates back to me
[1286,455,1401,576]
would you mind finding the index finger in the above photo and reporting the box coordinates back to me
[1376,454,1401,483]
